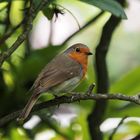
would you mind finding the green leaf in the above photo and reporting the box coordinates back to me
[105,66,140,118]
[110,66,140,95]
[79,0,127,19]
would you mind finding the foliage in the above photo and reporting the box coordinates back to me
[80,0,127,19]
[0,0,140,140]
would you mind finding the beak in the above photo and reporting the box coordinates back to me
[87,52,93,55]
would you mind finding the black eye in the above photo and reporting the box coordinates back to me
[75,47,80,52]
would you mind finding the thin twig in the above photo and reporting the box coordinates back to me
[39,115,70,139]
[109,116,128,140]
[0,2,103,67]
[0,1,34,67]
[86,83,95,95]
[62,11,104,45]
[88,1,126,139]
[0,91,140,127]
[0,0,51,67]
[0,4,7,12]
[0,21,23,46]
[56,4,81,29]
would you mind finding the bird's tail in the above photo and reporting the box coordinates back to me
[17,93,39,122]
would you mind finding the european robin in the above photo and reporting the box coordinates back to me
[18,43,92,121]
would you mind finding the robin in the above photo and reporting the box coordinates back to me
[18,43,92,121]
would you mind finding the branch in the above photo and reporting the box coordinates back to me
[109,116,128,140]
[62,11,104,45]
[0,2,103,67]
[0,1,34,67]
[88,15,121,140]
[0,21,23,46]
[0,92,140,127]
[88,1,126,139]
[39,114,70,139]
[0,0,51,67]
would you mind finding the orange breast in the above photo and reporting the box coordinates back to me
[69,52,88,78]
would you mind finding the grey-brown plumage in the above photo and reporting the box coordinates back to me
[32,54,82,94]
[18,43,92,121]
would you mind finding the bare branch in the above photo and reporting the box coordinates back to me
[88,15,121,140]
[62,11,104,45]
[0,0,51,67]
[86,83,95,95]
[109,116,128,140]
[0,1,103,67]
[0,91,140,127]
[88,1,126,139]
[0,21,23,46]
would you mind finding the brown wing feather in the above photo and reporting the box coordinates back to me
[32,54,82,94]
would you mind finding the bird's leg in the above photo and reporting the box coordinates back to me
[68,92,79,103]
[67,91,81,103]
[70,94,76,102]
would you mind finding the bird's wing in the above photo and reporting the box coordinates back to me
[32,54,82,94]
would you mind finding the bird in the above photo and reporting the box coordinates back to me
[18,43,92,121]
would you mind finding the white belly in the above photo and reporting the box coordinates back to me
[50,76,81,95]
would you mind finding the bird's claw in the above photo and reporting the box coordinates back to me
[70,95,74,101]
[70,93,77,102]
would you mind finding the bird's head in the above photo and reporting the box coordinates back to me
[65,43,92,56]
[64,43,92,65]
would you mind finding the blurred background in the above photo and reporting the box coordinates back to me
[0,0,140,140]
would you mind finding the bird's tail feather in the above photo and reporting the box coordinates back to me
[17,93,39,122]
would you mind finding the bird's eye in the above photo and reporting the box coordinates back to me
[75,47,80,52]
